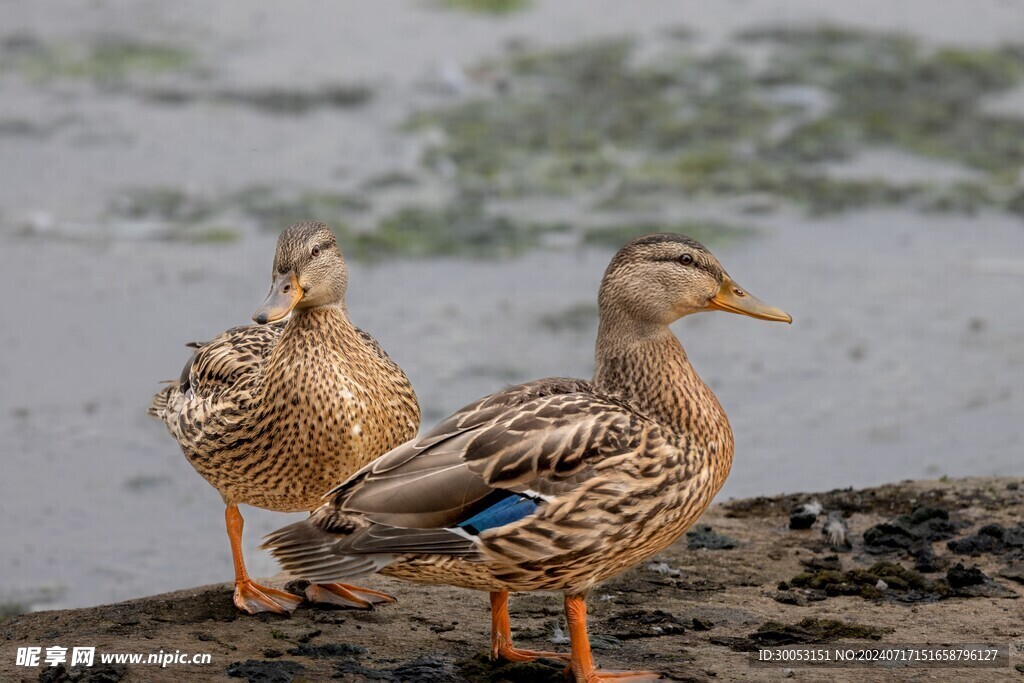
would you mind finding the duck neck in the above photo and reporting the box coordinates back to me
[266,303,356,374]
[286,302,352,334]
[592,315,721,439]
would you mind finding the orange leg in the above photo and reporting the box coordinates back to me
[564,594,663,683]
[226,505,302,614]
[304,582,397,609]
[489,591,569,662]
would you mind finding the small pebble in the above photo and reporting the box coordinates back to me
[646,561,682,577]
[691,617,713,631]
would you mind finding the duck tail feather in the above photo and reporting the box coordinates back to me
[261,518,392,584]
[148,385,174,418]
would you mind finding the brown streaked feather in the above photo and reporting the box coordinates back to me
[150,308,419,512]
[184,321,286,397]
[321,379,617,529]
[327,377,594,496]
[148,322,285,419]
[346,525,478,556]
[274,384,669,579]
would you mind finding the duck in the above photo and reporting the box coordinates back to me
[149,221,420,614]
[262,233,790,681]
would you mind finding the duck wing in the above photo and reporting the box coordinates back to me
[263,377,662,579]
[148,321,286,444]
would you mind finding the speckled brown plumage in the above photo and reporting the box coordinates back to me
[263,232,789,678]
[150,311,418,511]
[150,221,419,613]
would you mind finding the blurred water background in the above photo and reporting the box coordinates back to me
[1,0,1022,611]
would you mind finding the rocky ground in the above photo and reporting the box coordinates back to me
[2,476,1022,682]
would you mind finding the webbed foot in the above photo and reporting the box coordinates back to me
[304,582,397,609]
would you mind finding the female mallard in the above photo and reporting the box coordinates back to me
[150,221,420,614]
[263,233,790,681]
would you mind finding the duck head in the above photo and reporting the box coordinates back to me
[253,221,349,324]
[598,233,792,329]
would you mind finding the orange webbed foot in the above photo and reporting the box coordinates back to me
[233,579,303,615]
[562,593,665,682]
[304,582,397,609]
[493,644,570,663]
[489,590,570,663]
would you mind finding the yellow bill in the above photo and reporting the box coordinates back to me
[253,272,302,324]
[708,276,792,323]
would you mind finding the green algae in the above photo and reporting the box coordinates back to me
[0,601,26,623]
[0,35,371,114]
[790,560,945,601]
[88,26,1024,259]
[414,40,778,199]
[752,617,892,644]
[439,0,531,15]
[749,27,1024,174]
[790,559,1017,602]
[142,84,373,113]
[1,37,196,82]
[105,187,567,259]
[110,187,214,223]
[233,188,370,231]
[410,28,1024,216]
[183,226,242,245]
[351,201,568,260]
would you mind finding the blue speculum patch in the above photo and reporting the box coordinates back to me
[458,494,538,535]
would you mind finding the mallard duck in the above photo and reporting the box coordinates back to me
[149,221,420,614]
[263,233,790,680]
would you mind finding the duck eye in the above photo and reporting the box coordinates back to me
[679,253,694,266]
[278,265,288,275]
[311,245,321,257]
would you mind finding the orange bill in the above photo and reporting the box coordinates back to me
[253,272,302,324]
[708,276,792,323]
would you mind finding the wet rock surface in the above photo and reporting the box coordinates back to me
[948,524,1024,556]
[684,525,739,550]
[225,660,304,683]
[789,500,823,530]
[2,477,1022,682]
[862,506,963,553]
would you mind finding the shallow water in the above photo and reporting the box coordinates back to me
[1,0,1022,611]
